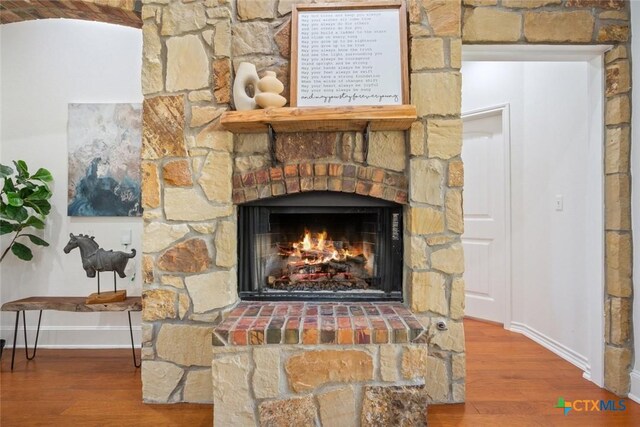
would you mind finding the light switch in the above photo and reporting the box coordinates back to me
[555,195,563,211]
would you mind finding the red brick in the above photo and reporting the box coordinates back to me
[232,330,247,345]
[357,166,373,181]
[269,181,284,196]
[314,163,328,176]
[328,177,343,192]
[270,167,284,181]
[356,181,372,195]
[314,176,328,191]
[285,177,300,193]
[258,185,272,199]
[245,187,258,202]
[343,179,356,193]
[383,187,396,201]
[395,190,408,204]
[284,164,299,177]
[328,163,343,177]
[300,177,314,192]
[255,168,270,185]
[343,164,357,178]
[232,189,245,204]
[299,163,313,177]
[232,173,243,189]
[338,329,355,344]
[371,168,385,183]
[241,172,255,187]
[370,183,385,198]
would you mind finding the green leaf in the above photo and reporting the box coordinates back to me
[0,220,15,235]
[13,160,28,178]
[4,205,28,222]
[21,234,49,247]
[31,168,53,182]
[6,192,24,207]
[11,242,33,261]
[24,200,51,216]
[3,177,16,193]
[25,186,52,201]
[24,216,45,229]
[0,164,13,178]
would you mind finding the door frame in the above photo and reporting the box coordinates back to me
[462,45,607,387]
[462,104,512,328]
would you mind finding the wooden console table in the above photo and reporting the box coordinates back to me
[1,296,142,370]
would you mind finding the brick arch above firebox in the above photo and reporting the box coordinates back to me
[0,0,141,29]
[232,162,409,205]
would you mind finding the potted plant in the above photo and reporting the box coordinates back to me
[0,160,53,356]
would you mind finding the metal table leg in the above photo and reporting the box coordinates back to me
[128,311,140,368]
[11,310,42,370]
[10,312,19,370]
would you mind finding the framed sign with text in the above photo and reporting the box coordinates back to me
[291,2,409,108]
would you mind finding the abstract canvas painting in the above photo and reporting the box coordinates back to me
[67,103,142,217]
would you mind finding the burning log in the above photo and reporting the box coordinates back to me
[267,228,372,292]
[327,261,349,272]
[347,254,366,264]
[299,249,335,260]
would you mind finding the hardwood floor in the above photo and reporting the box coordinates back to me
[430,319,640,426]
[1,318,638,426]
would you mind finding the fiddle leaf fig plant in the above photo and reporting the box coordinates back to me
[0,161,53,262]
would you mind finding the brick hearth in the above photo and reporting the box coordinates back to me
[213,302,425,346]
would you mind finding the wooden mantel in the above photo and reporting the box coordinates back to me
[220,105,417,133]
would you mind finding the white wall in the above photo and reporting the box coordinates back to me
[462,61,596,372]
[0,20,143,347]
[630,1,640,403]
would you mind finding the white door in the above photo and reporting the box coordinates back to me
[462,108,509,324]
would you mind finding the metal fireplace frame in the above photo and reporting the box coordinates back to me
[238,192,403,301]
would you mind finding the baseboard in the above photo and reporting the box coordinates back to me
[0,325,141,348]
[629,369,640,404]
[509,322,590,374]
[7,344,137,349]
[0,325,141,331]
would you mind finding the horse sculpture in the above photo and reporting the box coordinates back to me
[63,233,136,278]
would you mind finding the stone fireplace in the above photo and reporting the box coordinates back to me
[203,116,463,422]
[139,0,466,414]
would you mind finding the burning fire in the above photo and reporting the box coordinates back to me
[292,229,356,264]
[269,228,373,290]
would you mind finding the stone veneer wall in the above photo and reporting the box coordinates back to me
[458,0,633,396]
[139,0,466,404]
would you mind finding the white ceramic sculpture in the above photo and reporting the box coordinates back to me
[255,71,287,108]
[233,62,261,111]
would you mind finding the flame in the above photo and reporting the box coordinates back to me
[317,231,327,251]
[302,231,312,251]
[291,229,361,265]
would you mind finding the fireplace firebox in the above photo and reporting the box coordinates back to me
[238,192,403,301]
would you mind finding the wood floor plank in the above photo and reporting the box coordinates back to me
[2,318,639,426]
